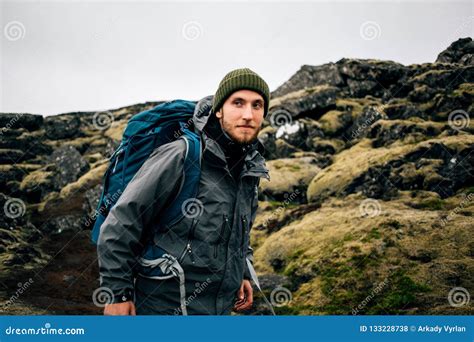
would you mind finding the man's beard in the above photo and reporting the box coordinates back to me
[219,115,261,146]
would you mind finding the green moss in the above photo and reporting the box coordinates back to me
[415,198,446,210]
[361,228,381,242]
[381,220,403,229]
[350,249,380,269]
[267,200,299,210]
[268,200,284,208]
[368,270,431,314]
[463,186,474,195]
[343,233,355,241]
[452,83,474,97]
[288,249,305,261]
[290,164,301,171]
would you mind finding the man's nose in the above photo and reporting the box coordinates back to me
[241,105,253,120]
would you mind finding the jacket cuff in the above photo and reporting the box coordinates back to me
[109,288,134,304]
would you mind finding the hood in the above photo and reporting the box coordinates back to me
[192,95,215,133]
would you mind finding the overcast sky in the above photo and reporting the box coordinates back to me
[1,0,472,116]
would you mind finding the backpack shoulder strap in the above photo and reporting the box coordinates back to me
[160,127,202,228]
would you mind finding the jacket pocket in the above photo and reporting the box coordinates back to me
[178,218,198,265]
[213,214,229,258]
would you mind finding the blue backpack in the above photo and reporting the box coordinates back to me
[90,99,201,245]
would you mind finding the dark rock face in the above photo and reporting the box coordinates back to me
[436,37,474,65]
[368,121,444,148]
[269,86,339,121]
[44,115,82,140]
[271,63,344,98]
[383,103,427,121]
[347,106,387,141]
[46,146,90,189]
[344,142,474,199]
[0,113,43,131]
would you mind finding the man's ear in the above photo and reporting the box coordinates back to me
[215,109,222,119]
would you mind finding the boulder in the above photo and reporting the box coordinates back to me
[260,157,321,203]
[0,113,43,131]
[436,37,474,65]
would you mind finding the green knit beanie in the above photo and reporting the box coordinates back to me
[212,68,270,117]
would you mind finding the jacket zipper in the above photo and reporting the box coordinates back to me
[240,215,248,258]
[213,214,229,258]
[178,219,198,264]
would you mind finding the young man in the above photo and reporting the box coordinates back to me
[97,68,270,315]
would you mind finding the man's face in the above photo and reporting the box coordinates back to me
[215,89,265,145]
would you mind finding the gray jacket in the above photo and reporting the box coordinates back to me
[97,95,269,315]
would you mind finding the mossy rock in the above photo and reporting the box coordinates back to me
[319,110,352,136]
[260,157,320,202]
[253,193,472,314]
[307,134,474,203]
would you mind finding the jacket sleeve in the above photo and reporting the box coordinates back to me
[97,139,186,303]
[243,180,259,280]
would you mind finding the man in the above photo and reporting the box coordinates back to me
[97,68,270,315]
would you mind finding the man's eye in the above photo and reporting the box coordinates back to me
[234,101,242,106]
[253,103,263,109]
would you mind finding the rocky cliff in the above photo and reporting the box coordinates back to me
[0,38,472,315]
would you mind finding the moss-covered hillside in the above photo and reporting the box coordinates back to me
[0,37,472,315]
